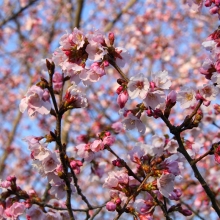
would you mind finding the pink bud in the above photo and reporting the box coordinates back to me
[115,198,121,205]
[108,32,115,45]
[56,165,63,173]
[210,6,219,14]
[203,100,211,106]
[42,90,50,101]
[117,90,128,108]
[76,160,83,166]
[116,86,123,95]
[112,158,124,167]
[106,201,116,211]
[6,176,16,182]
[204,0,212,7]
[166,90,177,107]
[150,81,156,89]
[180,209,192,216]
[70,161,77,169]
[215,0,220,6]
[103,135,115,146]
[103,60,109,67]
[195,93,204,101]
[146,109,153,117]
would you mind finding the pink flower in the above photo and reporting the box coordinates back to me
[135,198,154,214]
[103,135,115,146]
[202,40,217,51]
[151,135,165,156]
[127,73,149,99]
[0,180,11,188]
[103,170,129,188]
[144,90,165,109]
[80,62,106,85]
[45,212,63,220]
[151,70,171,90]
[122,113,146,135]
[115,47,131,67]
[198,83,219,101]
[26,204,46,220]
[70,160,83,174]
[4,202,25,219]
[19,85,51,117]
[128,143,153,164]
[111,122,123,133]
[177,87,197,109]
[41,152,60,174]
[157,173,175,198]
[60,28,85,50]
[90,140,104,152]
[169,188,182,201]
[64,83,88,108]
[50,181,75,200]
[164,139,178,154]
[75,143,95,162]
[86,41,107,61]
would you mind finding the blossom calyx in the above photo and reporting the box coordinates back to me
[141,164,150,173]
[45,133,56,143]
[142,183,156,191]
[36,79,49,90]
[112,158,125,167]
[17,190,29,199]
[117,78,127,86]
[192,112,203,127]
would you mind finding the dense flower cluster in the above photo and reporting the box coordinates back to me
[1,2,220,219]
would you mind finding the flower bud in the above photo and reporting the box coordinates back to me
[117,90,128,108]
[108,32,115,45]
[210,6,219,14]
[179,209,192,216]
[115,198,121,205]
[106,201,116,211]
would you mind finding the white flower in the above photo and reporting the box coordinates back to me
[164,140,178,154]
[144,90,165,109]
[115,47,131,68]
[122,114,146,134]
[199,84,219,101]
[211,72,220,87]
[157,173,175,198]
[127,73,149,99]
[151,70,171,90]
[42,152,60,174]
[151,135,165,156]
[177,87,197,109]
[202,40,217,51]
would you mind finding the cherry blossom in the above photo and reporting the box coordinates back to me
[151,70,171,90]
[177,87,197,109]
[144,90,166,109]
[122,113,146,134]
[198,83,219,101]
[127,73,149,99]
[157,173,175,198]
[19,85,51,117]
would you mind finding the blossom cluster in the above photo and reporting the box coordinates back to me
[8,25,220,219]
[52,28,130,86]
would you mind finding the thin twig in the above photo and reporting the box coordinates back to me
[0,0,39,28]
